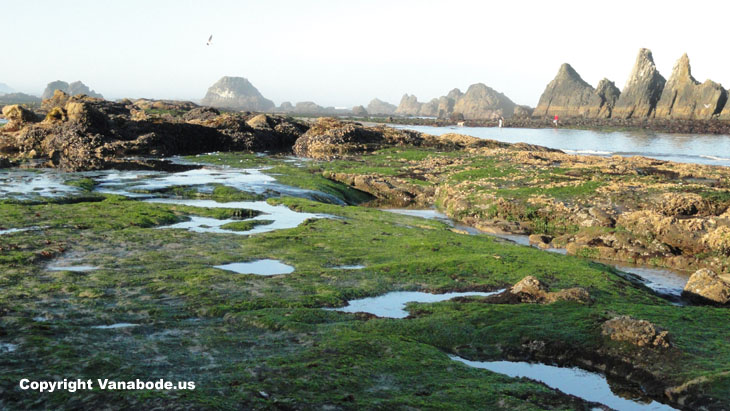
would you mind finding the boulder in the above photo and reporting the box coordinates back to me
[246,113,272,129]
[682,268,730,305]
[485,276,591,304]
[366,98,397,115]
[452,83,516,120]
[655,54,727,119]
[351,105,368,117]
[200,76,275,111]
[395,94,422,116]
[292,117,386,159]
[601,316,671,348]
[612,49,666,118]
[1,104,37,131]
[528,234,553,249]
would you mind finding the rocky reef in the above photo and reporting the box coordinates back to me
[41,80,103,100]
[0,92,305,170]
[200,76,275,111]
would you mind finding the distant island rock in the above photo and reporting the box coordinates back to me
[0,92,41,105]
[351,105,368,116]
[0,82,13,95]
[395,85,516,119]
[42,80,103,100]
[366,98,397,115]
[201,76,275,111]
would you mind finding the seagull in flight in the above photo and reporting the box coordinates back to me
[206,35,213,46]
[703,103,711,108]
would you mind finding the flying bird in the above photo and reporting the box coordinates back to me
[704,103,711,108]
[206,35,213,46]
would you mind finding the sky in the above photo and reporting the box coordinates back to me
[2,0,729,107]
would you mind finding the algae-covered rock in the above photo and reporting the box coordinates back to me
[601,316,671,348]
[1,104,37,131]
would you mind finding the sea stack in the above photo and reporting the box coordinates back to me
[612,48,666,119]
[41,80,103,100]
[533,63,602,118]
[451,83,516,119]
[201,76,275,111]
[654,53,727,119]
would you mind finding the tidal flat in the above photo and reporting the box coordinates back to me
[0,149,728,410]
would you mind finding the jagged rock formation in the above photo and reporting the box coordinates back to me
[419,98,440,117]
[396,85,516,119]
[437,89,462,118]
[533,64,600,118]
[200,76,275,111]
[366,98,397,115]
[612,49,666,119]
[41,80,103,100]
[533,64,620,119]
[452,83,516,120]
[588,79,621,118]
[655,54,727,119]
[395,94,422,116]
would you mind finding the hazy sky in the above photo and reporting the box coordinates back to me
[2,0,729,107]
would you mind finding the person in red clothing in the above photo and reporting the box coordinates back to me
[553,114,559,127]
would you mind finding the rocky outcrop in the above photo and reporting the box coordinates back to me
[1,105,38,132]
[351,105,368,116]
[654,54,727,119]
[533,64,619,119]
[481,276,591,304]
[452,83,516,120]
[682,268,730,305]
[366,98,397,115]
[41,80,103,100]
[612,49,666,119]
[200,76,275,111]
[601,316,671,348]
[278,102,294,112]
[1,95,308,170]
[395,94,422,116]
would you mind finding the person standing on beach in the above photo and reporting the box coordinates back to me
[553,114,559,127]
[498,117,503,128]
